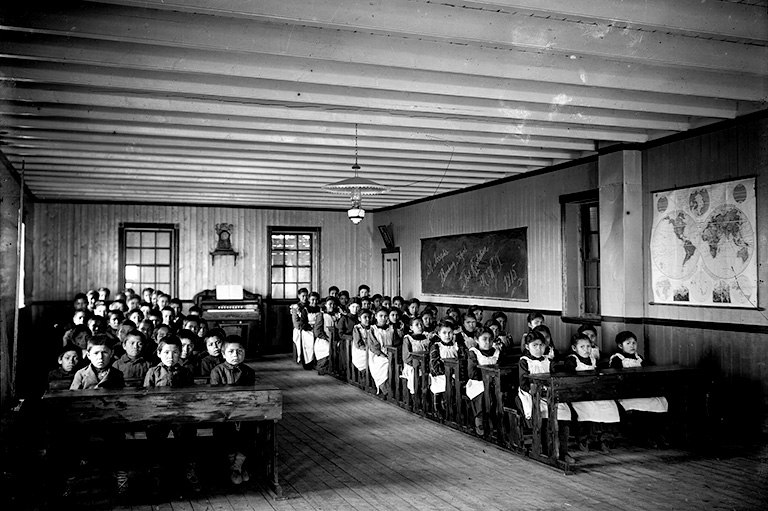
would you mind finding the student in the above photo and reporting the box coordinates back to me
[143,336,199,493]
[360,296,372,311]
[147,309,163,329]
[521,311,545,348]
[337,290,350,312]
[169,298,185,325]
[187,304,203,317]
[156,293,170,312]
[107,310,124,337]
[86,289,99,311]
[457,313,479,350]
[98,287,111,302]
[429,320,466,416]
[67,335,128,496]
[290,288,313,365]
[93,300,108,318]
[517,328,573,463]
[531,324,557,361]
[400,317,431,395]
[63,325,92,362]
[491,311,508,335]
[313,296,337,375]
[141,287,154,305]
[388,308,405,346]
[577,324,601,363]
[126,294,141,313]
[381,296,392,310]
[48,343,82,387]
[112,330,151,380]
[328,285,340,298]
[197,330,225,377]
[160,306,175,328]
[335,298,359,377]
[609,331,669,447]
[303,291,322,369]
[177,329,200,371]
[126,308,143,326]
[466,328,500,436]
[468,304,484,324]
[138,319,154,345]
[420,309,436,337]
[391,295,404,311]
[357,284,370,299]
[445,306,461,325]
[368,308,393,395]
[110,300,127,313]
[210,336,256,485]
[564,333,620,452]
[351,309,372,377]
[371,294,383,310]
[405,298,420,324]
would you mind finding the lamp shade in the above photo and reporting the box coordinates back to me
[347,206,366,224]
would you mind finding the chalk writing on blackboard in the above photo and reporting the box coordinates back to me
[421,228,528,300]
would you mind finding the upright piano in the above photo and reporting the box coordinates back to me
[193,288,263,358]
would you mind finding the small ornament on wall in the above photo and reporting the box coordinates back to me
[210,223,239,266]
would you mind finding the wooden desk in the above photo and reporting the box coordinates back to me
[48,376,210,390]
[41,385,284,497]
[410,352,430,417]
[529,366,701,471]
[478,364,517,444]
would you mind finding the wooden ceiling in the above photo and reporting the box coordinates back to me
[1,0,766,210]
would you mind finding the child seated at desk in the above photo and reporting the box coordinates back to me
[210,336,257,485]
[48,343,82,388]
[517,329,573,463]
[466,328,500,436]
[177,329,199,371]
[564,333,620,452]
[429,320,466,417]
[196,330,225,377]
[351,308,372,378]
[401,317,431,395]
[143,336,199,493]
[609,331,669,448]
[368,307,393,396]
[112,329,151,380]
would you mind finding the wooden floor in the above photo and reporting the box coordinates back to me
[10,354,768,510]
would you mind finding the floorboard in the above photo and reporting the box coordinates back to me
[8,354,767,511]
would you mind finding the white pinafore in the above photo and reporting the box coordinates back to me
[400,335,430,395]
[518,356,572,421]
[569,355,620,423]
[429,342,458,394]
[351,325,370,372]
[313,312,333,361]
[610,353,669,413]
[368,325,392,391]
[291,304,314,364]
[465,347,500,400]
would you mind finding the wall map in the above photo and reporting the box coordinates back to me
[421,228,528,300]
[650,177,757,308]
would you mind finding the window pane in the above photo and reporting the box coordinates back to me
[585,262,599,287]
[271,283,284,299]
[141,249,155,264]
[271,251,284,266]
[126,282,140,292]
[271,234,284,249]
[126,231,140,247]
[298,235,311,250]
[298,268,311,282]
[588,206,599,231]
[272,268,284,283]
[156,249,170,264]
[141,232,155,246]
[285,267,297,283]
[298,283,311,293]
[141,267,155,282]
[298,251,311,266]
[284,235,297,249]
[284,251,297,266]
[125,265,140,281]
[126,248,140,264]
[156,232,171,247]
[285,284,297,299]
[157,267,170,283]
[585,289,600,315]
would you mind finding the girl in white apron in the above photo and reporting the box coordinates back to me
[313,296,337,375]
[609,331,669,448]
[351,309,372,379]
[428,320,466,417]
[303,292,322,369]
[369,308,393,396]
[564,334,620,452]
[466,328,500,436]
[518,329,574,463]
[290,288,312,365]
[401,318,431,395]
[457,313,479,350]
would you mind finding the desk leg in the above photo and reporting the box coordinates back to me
[266,420,284,499]
[547,391,560,467]
[482,373,493,440]
[530,382,542,460]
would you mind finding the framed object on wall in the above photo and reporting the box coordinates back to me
[650,177,757,308]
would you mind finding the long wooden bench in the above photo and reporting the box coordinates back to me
[529,365,704,472]
[40,385,284,498]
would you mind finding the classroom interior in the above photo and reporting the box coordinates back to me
[1,1,767,509]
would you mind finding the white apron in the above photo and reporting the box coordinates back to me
[351,325,369,372]
[430,342,458,394]
[611,354,669,413]
[368,352,389,391]
[518,356,572,421]
[465,347,500,400]
[568,355,620,423]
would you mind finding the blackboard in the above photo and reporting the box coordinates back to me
[421,228,528,300]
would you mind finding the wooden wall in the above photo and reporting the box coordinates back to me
[30,204,375,301]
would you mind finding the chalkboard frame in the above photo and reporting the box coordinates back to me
[420,227,529,301]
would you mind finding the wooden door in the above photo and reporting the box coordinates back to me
[382,249,401,297]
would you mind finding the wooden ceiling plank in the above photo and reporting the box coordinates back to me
[1,34,742,118]
[3,5,765,100]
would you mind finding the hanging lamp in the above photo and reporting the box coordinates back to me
[323,124,388,224]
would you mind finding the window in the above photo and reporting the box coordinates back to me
[581,203,600,315]
[269,228,320,299]
[561,192,600,319]
[119,223,178,296]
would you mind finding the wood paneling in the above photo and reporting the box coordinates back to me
[31,204,375,301]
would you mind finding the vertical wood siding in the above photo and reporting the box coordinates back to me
[31,205,374,301]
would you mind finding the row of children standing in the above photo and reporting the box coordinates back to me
[48,286,259,498]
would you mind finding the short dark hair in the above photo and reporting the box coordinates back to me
[328,285,339,293]
[571,333,590,347]
[87,334,113,350]
[222,335,245,351]
[124,329,146,344]
[157,335,182,351]
[526,311,545,324]
[298,287,309,295]
[358,284,370,293]
[577,324,598,336]
[615,331,637,346]
[74,292,88,301]
[339,290,350,299]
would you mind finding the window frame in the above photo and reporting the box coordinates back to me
[560,190,601,321]
[267,226,321,301]
[118,223,179,298]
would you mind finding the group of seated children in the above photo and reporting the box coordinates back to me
[292,285,669,463]
[48,286,258,498]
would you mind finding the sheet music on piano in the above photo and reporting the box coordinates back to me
[216,284,244,300]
